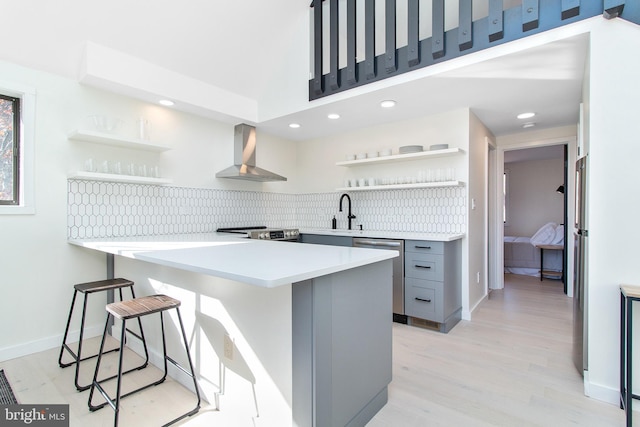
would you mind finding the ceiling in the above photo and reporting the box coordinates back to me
[260,32,588,141]
[0,1,589,142]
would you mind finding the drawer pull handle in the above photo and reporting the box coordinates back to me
[415,297,432,303]
[415,245,432,249]
[415,265,431,269]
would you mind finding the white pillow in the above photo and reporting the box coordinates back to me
[551,225,564,245]
[530,222,558,246]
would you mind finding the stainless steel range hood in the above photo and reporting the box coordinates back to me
[216,123,287,182]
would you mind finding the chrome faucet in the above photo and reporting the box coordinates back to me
[339,193,356,230]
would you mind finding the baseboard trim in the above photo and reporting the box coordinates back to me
[0,325,104,363]
[585,372,620,406]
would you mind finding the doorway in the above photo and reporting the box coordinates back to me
[488,136,576,296]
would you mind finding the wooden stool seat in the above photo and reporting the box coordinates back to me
[59,278,148,391]
[107,295,180,320]
[74,278,134,294]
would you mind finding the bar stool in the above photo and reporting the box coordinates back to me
[88,294,201,427]
[620,284,640,427]
[58,278,149,391]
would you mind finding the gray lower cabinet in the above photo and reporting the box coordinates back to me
[404,239,461,333]
[299,233,353,247]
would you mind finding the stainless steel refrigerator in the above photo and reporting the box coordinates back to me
[573,156,588,375]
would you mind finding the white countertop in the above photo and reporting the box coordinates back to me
[299,228,465,242]
[69,233,397,288]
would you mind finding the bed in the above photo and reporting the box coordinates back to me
[504,222,564,277]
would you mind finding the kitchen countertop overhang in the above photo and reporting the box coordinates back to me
[299,228,465,241]
[68,233,398,288]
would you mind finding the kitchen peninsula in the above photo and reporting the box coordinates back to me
[69,233,397,427]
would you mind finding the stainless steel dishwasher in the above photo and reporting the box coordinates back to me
[353,238,406,323]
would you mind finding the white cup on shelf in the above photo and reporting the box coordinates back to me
[138,117,151,141]
[446,167,455,181]
[111,161,122,174]
[84,158,96,172]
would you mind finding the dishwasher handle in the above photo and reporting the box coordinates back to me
[353,240,401,248]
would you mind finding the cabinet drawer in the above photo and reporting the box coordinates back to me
[405,253,444,281]
[405,240,444,255]
[405,278,443,322]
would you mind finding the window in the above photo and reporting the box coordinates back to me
[0,81,35,214]
[0,94,20,205]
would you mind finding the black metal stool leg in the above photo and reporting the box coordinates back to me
[621,291,626,410]
[58,290,79,368]
[113,318,128,427]
[88,314,111,411]
[626,297,633,427]
[172,307,201,424]
[73,293,90,390]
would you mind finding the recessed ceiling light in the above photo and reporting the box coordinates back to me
[522,122,536,128]
[159,99,175,106]
[517,112,535,119]
[380,100,396,108]
[289,123,301,129]
[327,113,340,120]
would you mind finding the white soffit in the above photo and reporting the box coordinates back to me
[79,42,258,124]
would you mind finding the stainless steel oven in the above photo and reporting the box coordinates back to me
[217,226,300,242]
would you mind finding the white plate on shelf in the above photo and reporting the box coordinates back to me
[399,145,423,154]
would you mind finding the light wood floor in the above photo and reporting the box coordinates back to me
[369,274,624,426]
[0,274,625,426]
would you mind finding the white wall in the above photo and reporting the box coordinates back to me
[467,112,493,314]
[295,108,481,318]
[0,60,297,362]
[0,60,299,426]
[295,108,470,193]
[505,157,564,237]
[585,18,640,404]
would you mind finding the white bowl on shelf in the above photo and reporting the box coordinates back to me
[367,151,379,158]
[87,115,123,133]
[356,153,367,160]
[380,148,392,156]
[430,143,449,151]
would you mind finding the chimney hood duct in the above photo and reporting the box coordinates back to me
[216,124,287,182]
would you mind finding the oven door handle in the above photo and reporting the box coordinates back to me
[353,240,401,248]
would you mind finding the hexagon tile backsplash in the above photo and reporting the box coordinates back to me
[67,180,466,239]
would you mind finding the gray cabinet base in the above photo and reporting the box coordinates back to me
[408,307,462,334]
[292,260,393,427]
